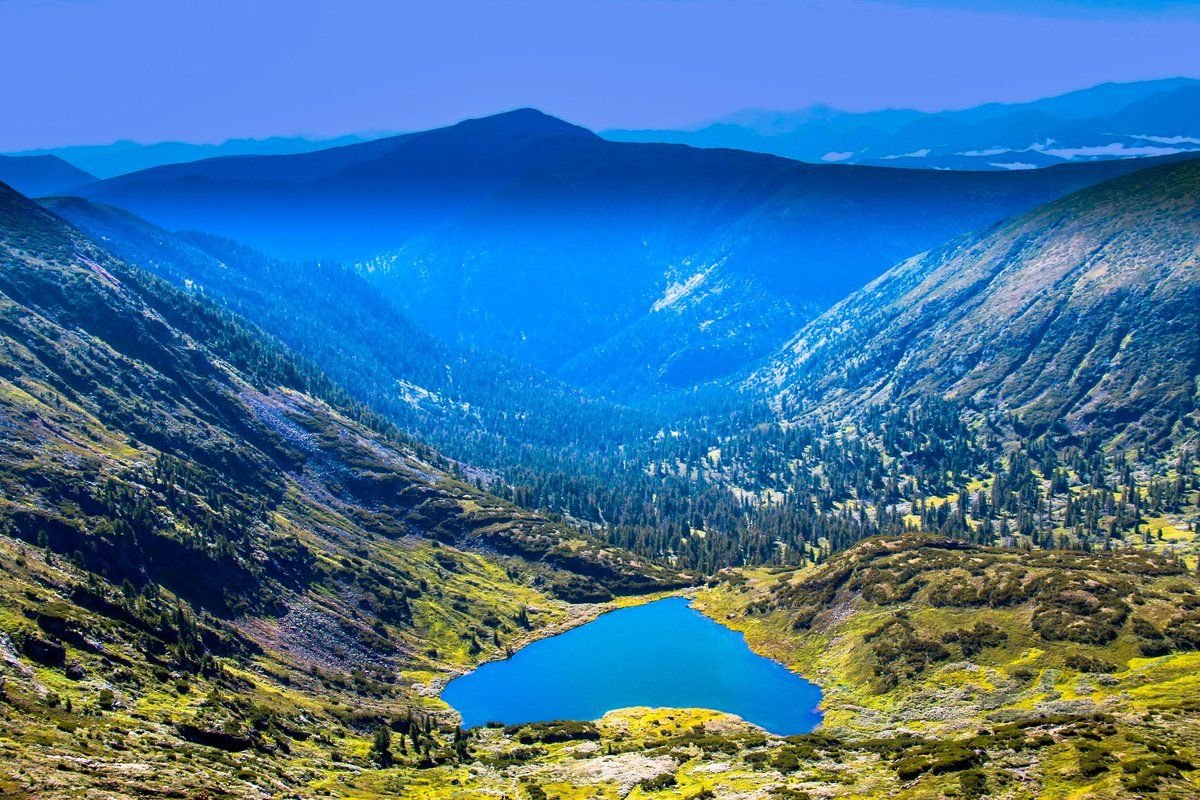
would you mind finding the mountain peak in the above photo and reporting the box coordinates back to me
[451,107,597,138]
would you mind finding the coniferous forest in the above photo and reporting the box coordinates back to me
[2,4,1200,797]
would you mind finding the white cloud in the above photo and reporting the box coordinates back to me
[958,147,1010,156]
[1128,134,1200,145]
[1041,142,1192,158]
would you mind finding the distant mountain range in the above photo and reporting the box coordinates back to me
[0,153,94,196]
[6,133,383,179]
[605,78,1200,171]
[12,77,1197,186]
[755,157,1200,447]
[65,109,1191,398]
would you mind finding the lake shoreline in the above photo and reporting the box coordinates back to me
[420,588,690,701]
[440,593,824,735]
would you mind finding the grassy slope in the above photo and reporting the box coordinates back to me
[0,181,685,797]
[694,536,1200,798]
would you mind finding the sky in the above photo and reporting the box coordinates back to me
[1,0,1198,150]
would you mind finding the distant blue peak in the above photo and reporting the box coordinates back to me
[452,108,597,138]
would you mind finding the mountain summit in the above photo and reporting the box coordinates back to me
[449,107,597,137]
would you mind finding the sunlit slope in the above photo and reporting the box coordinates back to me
[759,158,1200,447]
[696,535,1200,797]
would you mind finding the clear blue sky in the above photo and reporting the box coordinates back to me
[1,0,1197,149]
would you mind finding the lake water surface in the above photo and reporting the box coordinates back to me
[441,596,822,735]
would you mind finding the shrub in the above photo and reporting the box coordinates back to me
[943,622,1008,657]
[1121,753,1194,792]
[1132,617,1171,656]
[506,720,599,744]
[769,790,811,800]
[895,745,981,781]
[522,783,548,800]
[868,617,950,691]
[959,769,988,798]
[638,772,677,791]
[1076,742,1113,778]
[1064,653,1119,674]
[772,748,802,773]
[1031,577,1130,645]
[1164,611,1200,651]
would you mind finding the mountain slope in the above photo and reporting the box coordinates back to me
[757,158,1200,447]
[72,110,1189,396]
[0,154,94,196]
[0,177,687,794]
[0,180,679,606]
[41,195,607,435]
[694,535,1200,798]
[42,195,672,526]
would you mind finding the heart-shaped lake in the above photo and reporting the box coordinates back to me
[442,596,823,735]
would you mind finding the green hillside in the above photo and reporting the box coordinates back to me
[693,535,1200,798]
[0,181,683,797]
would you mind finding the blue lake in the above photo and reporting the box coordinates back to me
[441,596,822,735]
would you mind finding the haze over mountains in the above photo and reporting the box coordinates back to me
[606,78,1200,171]
[66,106,1194,398]
[25,122,1199,578]
[11,78,1196,181]
[43,193,653,493]
[0,178,678,617]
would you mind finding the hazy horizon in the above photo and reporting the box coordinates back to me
[3,0,1199,151]
[5,74,1197,154]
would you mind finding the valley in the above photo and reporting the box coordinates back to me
[66,109,1188,397]
[1,65,1199,800]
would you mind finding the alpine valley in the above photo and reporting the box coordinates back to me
[1,75,1199,800]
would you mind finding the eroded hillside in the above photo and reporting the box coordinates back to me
[760,158,1200,449]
